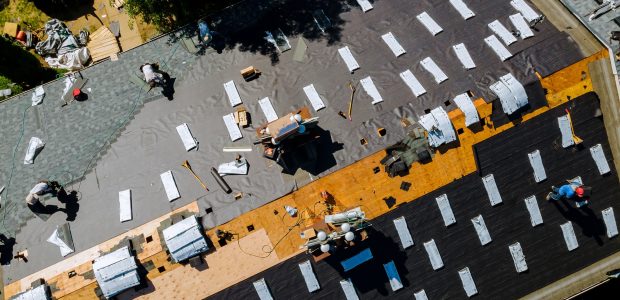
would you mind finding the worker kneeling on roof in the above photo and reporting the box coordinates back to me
[25,180,59,207]
[546,181,588,204]
[139,63,166,88]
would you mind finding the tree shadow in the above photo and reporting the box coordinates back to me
[167,0,356,64]
[32,0,101,23]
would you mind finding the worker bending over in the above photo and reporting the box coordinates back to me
[25,180,59,207]
[139,63,166,88]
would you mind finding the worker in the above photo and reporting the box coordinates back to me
[139,63,165,88]
[546,181,585,202]
[25,180,58,207]
[198,19,213,46]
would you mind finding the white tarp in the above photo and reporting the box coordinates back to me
[561,221,579,251]
[458,267,478,297]
[31,86,45,106]
[393,216,414,249]
[223,113,243,142]
[525,195,543,227]
[355,0,373,12]
[471,215,492,246]
[431,107,457,144]
[417,12,443,35]
[24,137,44,164]
[176,123,198,151]
[482,174,503,206]
[590,144,611,175]
[421,57,448,84]
[510,13,534,39]
[558,115,575,148]
[218,157,248,175]
[500,73,528,109]
[449,0,475,20]
[258,97,279,122]
[160,170,180,201]
[510,0,542,22]
[47,226,74,256]
[419,107,457,147]
[399,69,426,97]
[338,46,360,72]
[119,189,132,222]
[453,93,479,126]
[488,20,517,45]
[424,239,444,270]
[528,149,547,182]
[484,35,512,61]
[253,278,273,300]
[360,76,383,104]
[303,84,326,111]
[509,242,528,273]
[223,80,242,107]
[381,32,406,57]
[45,47,90,71]
[299,260,320,293]
[453,43,476,70]
[602,207,619,238]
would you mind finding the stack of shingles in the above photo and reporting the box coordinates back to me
[87,26,121,62]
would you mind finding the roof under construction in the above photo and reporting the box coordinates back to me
[2,0,620,299]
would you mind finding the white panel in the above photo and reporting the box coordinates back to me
[421,57,448,84]
[94,246,131,269]
[524,195,543,227]
[355,0,373,12]
[338,46,360,72]
[303,84,326,111]
[24,137,44,164]
[510,13,534,39]
[449,0,475,20]
[482,174,503,206]
[253,278,274,300]
[436,194,456,226]
[431,107,457,144]
[119,189,132,222]
[453,93,479,126]
[558,115,575,148]
[163,215,199,238]
[424,239,444,270]
[399,70,426,97]
[490,81,518,115]
[509,242,528,273]
[299,260,320,293]
[528,150,547,182]
[340,278,359,300]
[176,123,198,151]
[453,43,476,70]
[414,289,429,300]
[510,0,541,22]
[360,76,383,104]
[223,80,242,107]
[160,170,180,201]
[602,207,619,238]
[484,35,512,61]
[258,97,279,123]
[500,73,528,109]
[488,20,517,45]
[223,113,243,142]
[471,215,492,246]
[417,12,443,36]
[381,32,406,57]
[393,216,414,249]
[561,221,579,251]
[458,267,478,297]
[590,144,611,175]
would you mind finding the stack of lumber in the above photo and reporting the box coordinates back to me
[87,26,121,62]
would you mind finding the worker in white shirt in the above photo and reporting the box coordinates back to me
[139,63,165,88]
[25,180,56,207]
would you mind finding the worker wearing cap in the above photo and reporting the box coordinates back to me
[546,182,584,201]
[139,63,165,88]
[25,180,54,207]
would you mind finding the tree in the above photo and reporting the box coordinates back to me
[123,0,179,31]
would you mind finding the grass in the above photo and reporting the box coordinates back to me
[0,0,49,31]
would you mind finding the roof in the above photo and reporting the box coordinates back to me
[0,0,591,286]
[211,92,620,299]
[162,215,209,262]
[92,246,140,298]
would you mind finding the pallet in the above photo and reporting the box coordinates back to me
[87,26,121,62]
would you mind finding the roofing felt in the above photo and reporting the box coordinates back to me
[210,92,620,299]
[0,0,586,282]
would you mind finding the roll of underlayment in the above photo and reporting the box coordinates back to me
[210,167,231,194]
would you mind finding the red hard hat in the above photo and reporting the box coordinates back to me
[72,88,81,97]
[575,187,584,197]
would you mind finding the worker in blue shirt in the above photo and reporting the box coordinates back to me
[546,181,585,202]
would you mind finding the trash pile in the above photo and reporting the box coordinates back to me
[35,19,90,70]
